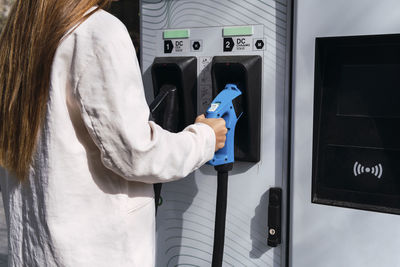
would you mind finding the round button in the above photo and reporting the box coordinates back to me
[269,229,276,236]
[192,41,201,50]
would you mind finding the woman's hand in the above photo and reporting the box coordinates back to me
[195,114,227,151]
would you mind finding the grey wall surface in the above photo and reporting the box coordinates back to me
[0,1,11,263]
[290,0,400,266]
[0,0,14,32]
[0,196,7,266]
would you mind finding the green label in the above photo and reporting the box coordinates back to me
[163,29,190,39]
[223,26,253,37]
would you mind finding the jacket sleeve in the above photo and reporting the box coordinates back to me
[72,27,215,184]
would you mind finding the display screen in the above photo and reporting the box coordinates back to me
[313,34,400,214]
[338,64,400,118]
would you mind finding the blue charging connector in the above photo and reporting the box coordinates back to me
[206,84,243,166]
[205,83,243,267]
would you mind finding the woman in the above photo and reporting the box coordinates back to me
[0,1,227,266]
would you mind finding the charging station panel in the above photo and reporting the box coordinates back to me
[141,1,291,266]
[313,34,400,214]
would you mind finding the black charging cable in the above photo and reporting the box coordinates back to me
[212,163,233,267]
[149,84,180,213]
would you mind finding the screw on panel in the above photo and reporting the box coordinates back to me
[269,229,276,236]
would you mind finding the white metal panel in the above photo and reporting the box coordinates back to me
[291,1,400,266]
[141,0,292,266]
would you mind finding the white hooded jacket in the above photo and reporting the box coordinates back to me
[0,8,215,267]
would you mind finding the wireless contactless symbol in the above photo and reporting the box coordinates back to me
[353,161,383,178]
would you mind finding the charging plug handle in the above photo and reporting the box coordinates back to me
[206,84,242,166]
[149,84,179,133]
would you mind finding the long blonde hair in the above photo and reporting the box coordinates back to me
[0,0,112,181]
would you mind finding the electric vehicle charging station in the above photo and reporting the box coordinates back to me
[141,0,291,266]
[139,0,400,266]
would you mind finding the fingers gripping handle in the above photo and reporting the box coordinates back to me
[206,84,242,166]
